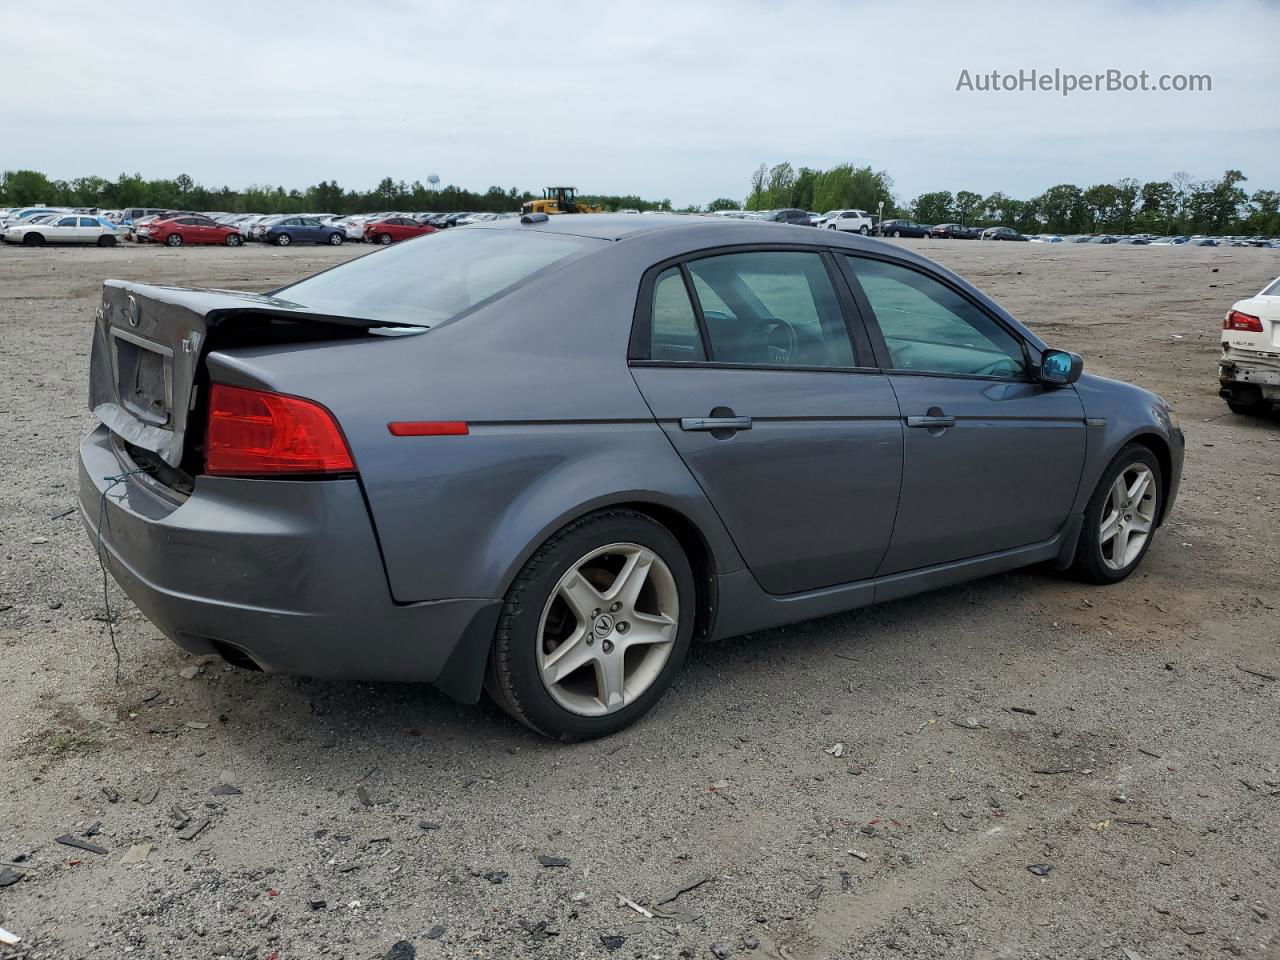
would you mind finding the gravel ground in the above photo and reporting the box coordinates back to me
[0,238,1277,960]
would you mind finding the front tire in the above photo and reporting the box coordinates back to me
[225,233,243,247]
[328,231,344,245]
[1070,443,1163,584]
[485,510,696,741]
[892,229,902,238]
[23,233,44,246]
[97,235,117,247]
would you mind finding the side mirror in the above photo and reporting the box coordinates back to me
[1039,348,1083,385]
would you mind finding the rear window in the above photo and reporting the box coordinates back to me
[1264,277,1280,296]
[276,229,595,326]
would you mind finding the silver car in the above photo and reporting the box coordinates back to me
[81,215,1184,740]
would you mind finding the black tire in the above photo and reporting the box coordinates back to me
[275,233,291,246]
[96,234,117,247]
[485,509,696,741]
[327,231,344,245]
[225,233,243,247]
[376,232,392,245]
[23,233,44,246]
[1069,443,1163,584]
[165,233,182,247]
[892,230,902,238]
[859,225,870,235]
[1228,399,1269,417]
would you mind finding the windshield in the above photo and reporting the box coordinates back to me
[275,229,596,326]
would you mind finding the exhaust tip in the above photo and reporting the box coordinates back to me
[210,640,265,672]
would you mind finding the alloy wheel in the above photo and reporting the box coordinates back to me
[1099,463,1156,571]
[536,542,680,717]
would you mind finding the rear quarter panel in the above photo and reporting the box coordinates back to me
[206,240,746,603]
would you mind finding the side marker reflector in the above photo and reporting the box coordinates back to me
[387,421,469,437]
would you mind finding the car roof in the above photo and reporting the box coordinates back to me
[470,212,856,242]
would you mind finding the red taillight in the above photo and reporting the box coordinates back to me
[206,384,354,476]
[387,421,468,437]
[1224,310,1263,333]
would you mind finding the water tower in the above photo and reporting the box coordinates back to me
[427,174,440,191]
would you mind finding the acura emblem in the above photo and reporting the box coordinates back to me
[126,294,139,327]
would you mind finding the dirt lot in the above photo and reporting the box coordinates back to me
[1,238,1277,960]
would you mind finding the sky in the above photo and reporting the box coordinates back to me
[3,0,1278,207]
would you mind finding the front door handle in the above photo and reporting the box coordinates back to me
[680,416,752,432]
[906,415,956,429]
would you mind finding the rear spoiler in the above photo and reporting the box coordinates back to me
[99,280,426,332]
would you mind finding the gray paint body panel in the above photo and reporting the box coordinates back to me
[79,216,1184,703]
[631,365,902,593]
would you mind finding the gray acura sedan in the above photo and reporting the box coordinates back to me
[81,215,1183,740]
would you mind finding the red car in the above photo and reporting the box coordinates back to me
[138,215,243,247]
[363,217,437,245]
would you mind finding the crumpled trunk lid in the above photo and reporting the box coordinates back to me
[89,280,423,468]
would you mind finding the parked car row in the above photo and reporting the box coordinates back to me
[0,207,527,248]
[5,204,1277,251]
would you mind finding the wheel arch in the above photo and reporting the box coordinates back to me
[495,494,727,644]
[1124,431,1174,525]
[609,500,719,642]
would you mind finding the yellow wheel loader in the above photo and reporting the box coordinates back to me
[520,186,603,216]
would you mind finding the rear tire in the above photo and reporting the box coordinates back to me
[485,510,696,741]
[1227,399,1272,416]
[165,233,182,247]
[892,229,902,238]
[1070,443,1163,584]
[376,232,392,245]
[275,233,291,246]
[1225,386,1272,416]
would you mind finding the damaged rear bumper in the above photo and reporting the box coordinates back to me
[78,424,499,701]
[1219,349,1280,401]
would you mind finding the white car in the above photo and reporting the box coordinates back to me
[818,209,875,235]
[1219,275,1280,416]
[333,216,371,241]
[3,213,118,246]
[241,215,280,239]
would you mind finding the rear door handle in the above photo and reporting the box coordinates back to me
[906,415,956,429]
[680,416,752,432]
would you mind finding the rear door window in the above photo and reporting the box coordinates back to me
[684,251,856,367]
[649,267,706,362]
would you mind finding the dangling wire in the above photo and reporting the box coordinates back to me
[95,468,147,684]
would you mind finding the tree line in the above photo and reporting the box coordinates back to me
[5,165,1276,234]
[739,162,1278,235]
[0,170,674,216]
